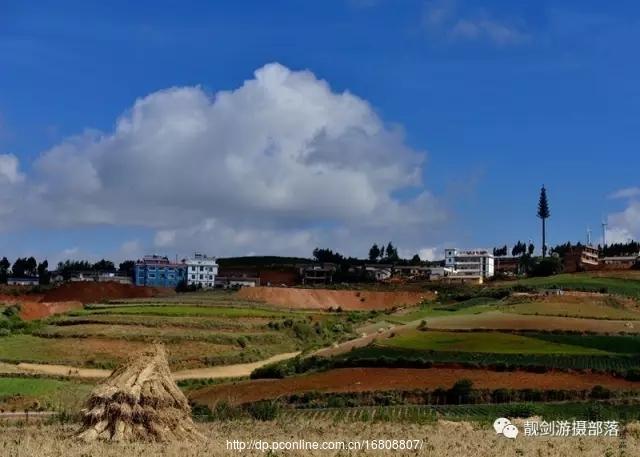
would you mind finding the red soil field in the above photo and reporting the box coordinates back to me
[18,300,83,320]
[41,281,171,303]
[237,287,431,310]
[190,367,640,406]
[1,282,170,320]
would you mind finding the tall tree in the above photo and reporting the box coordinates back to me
[37,260,50,285]
[368,244,381,262]
[118,260,136,276]
[537,185,551,258]
[11,258,27,277]
[0,257,10,284]
[386,242,399,261]
[26,256,38,276]
[528,243,535,256]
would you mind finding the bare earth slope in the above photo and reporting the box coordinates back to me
[237,287,430,310]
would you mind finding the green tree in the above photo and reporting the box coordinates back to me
[0,257,10,284]
[26,256,37,276]
[410,254,421,265]
[11,258,27,277]
[37,260,50,285]
[118,260,136,276]
[528,243,535,256]
[386,242,399,261]
[537,185,551,258]
[92,259,115,271]
[368,244,381,262]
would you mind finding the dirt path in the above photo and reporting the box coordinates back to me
[10,351,301,380]
[313,325,399,358]
[16,363,111,378]
[190,367,640,406]
[173,352,300,380]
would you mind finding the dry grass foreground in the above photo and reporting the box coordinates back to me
[1,419,637,456]
[76,344,202,442]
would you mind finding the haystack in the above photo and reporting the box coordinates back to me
[76,344,203,442]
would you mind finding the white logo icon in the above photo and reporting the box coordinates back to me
[493,417,519,439]
[493,417,511,434]
[503,424,519,439]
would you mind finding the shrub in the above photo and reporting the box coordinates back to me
[586,403,605,421]
[491,388,511,403]
[626,369,640,381]
[529,257,563,277]
[245,401,280,421]
[590,385,612,400]
[448,379,474,404]
[236,336,249,349]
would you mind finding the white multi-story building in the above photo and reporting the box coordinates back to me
[185,253,218,289]
[444,248,494,283]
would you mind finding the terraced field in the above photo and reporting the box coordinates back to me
[504,273,640,298]
[381,329,613,355]
[1,291,364,372]
[0,334,239,369]
[0,377,93,411]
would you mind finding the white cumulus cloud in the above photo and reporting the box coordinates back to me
[0,63,447,258]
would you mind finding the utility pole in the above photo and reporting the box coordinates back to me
[587,227,592,246]
[602,220,608,248]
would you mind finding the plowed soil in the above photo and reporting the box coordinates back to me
[237,287,430,310]
[190,367,640,406]
[18,301,83,320]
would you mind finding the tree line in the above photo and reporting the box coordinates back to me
[0,256,50,285]
[0,257,137,284]
[492,241,535,257]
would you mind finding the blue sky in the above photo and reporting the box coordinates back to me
[1,0,639,264]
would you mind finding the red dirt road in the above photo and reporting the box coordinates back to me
[190,367,640,406]
[237,287,431,310]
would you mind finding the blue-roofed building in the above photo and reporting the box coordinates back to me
[134,255,186,288]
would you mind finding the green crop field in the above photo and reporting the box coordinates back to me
[33,323,288,345]
[75,305,307,318]
[381,330,612,355]
[390,300,500,323]
[49,314,271,330]
[338,344,640,373]
[0,377,94,410]
[506,274,640,298]
[532,333,640,354]
[284,401,640,423]
[0,334,244,369]
[502,299,640,320]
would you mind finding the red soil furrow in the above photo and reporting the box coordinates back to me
[190,367,640,406]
